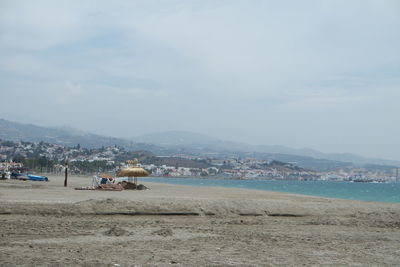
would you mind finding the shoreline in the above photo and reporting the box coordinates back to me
[146,176,400,204]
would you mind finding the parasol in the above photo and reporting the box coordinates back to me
[117,159,148,185]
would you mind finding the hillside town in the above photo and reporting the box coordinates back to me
[1,140,399,182]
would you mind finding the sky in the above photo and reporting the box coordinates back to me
[0,0,400,160]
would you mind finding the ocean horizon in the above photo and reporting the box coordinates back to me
[145,177,400,203]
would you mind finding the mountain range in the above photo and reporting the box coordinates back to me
[0,118,160,152]
[134,130,400,167]
[1,118,399,171]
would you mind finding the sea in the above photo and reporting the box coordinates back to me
[145,177,400,203]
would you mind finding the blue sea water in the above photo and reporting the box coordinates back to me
[145,177,400,203]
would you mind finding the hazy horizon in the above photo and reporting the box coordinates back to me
[3,117,400,163]
[1,1,399,160]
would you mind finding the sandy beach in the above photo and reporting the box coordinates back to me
[1,175,399,266]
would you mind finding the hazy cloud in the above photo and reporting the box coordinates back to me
[1,0,399,159]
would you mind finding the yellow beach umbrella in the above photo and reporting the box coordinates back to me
[117,159,148,185]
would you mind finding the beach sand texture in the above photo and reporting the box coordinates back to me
[1,175,400,266]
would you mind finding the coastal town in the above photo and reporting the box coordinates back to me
[1,140,399,182]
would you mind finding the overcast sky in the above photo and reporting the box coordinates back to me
[1,0,399,160]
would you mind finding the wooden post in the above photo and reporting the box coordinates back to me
[64,159,68,187]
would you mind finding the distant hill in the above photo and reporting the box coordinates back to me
[133,130,400,167]
[0,118,160,151]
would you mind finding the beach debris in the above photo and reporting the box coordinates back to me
[74,184,124,191]
[137,184,148,190]
[74,170,150,191]
[74,186,97,190]
[74,182,147,191]
[119,181,149,190]
[120,181,136,190]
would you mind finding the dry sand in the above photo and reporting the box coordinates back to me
[1,175,399,266]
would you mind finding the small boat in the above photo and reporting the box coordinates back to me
[27,174,49,182]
